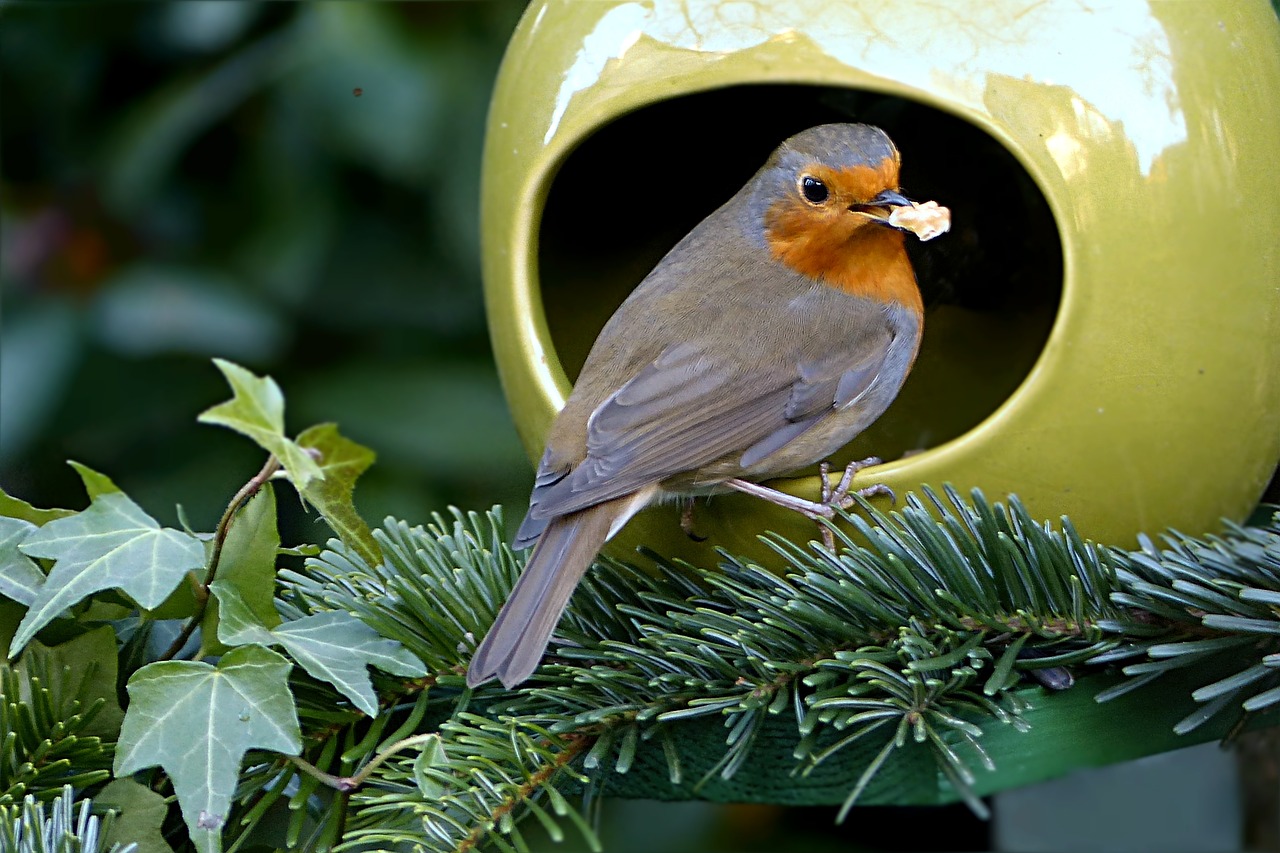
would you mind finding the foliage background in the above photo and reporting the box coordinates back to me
[1,1,531,540]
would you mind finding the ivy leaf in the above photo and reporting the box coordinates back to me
[1,463,129,607]
[217,486,280,625]
[115,644,301,853]
[0,487,73,525]
[68,460,124,499]
[9,491,205,657]
[412,734,451,799]
[97,778,176,853]
[212,580,426,716]
[0,516,44,606]
[201,486,281,658]
[297,423,380,568]
[198,359,323,491]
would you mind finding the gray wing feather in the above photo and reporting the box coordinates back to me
[525,330,891,523]
[740,342,887,468]
[785,348,882,421]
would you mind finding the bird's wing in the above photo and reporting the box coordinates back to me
[737,347,886,468]
[521,332,891,527]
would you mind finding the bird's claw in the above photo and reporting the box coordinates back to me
[680,498,707,542]
[815,457,894,550]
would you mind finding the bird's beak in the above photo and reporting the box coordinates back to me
[849,189,914,227]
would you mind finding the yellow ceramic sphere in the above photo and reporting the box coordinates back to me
[481,0,1280,561]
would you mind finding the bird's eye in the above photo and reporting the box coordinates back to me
[800,175,829,204]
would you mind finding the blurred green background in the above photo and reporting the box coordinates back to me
[1,1,532,537]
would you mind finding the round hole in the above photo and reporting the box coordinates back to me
[538,84,1062,463]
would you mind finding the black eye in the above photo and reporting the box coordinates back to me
[800,175,828,204]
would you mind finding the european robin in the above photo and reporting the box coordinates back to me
[469,123,943,689]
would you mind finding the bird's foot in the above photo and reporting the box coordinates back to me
[818,457,892,507]
[815,458,894,549]
[680,498,707,542]
[724,456,895,550]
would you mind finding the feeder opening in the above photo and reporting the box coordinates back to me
[537,85,1063,463]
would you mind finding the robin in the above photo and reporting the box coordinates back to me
[469,123,944,689]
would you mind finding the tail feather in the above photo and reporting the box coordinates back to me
[467,499,628,689]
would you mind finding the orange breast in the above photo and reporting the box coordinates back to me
[764,202,923,321]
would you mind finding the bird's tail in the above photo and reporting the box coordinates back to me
[467,497,632,689]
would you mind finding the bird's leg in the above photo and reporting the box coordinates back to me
[817,461,837,550]
[679,498,706,542]
[723,478,835,517]
[725,456,894,550]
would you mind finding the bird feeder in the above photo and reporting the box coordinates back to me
[482,2,1280,561]
[478,0,1280,808]
[481,1,1280,564]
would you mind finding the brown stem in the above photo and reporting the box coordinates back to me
[287,753,357,793]
[287,733,443,794]
[159,455,282,661]
[347,733,441,789]
[456,734,595,853]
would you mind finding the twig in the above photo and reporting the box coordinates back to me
[288,733,443,793]
[159,455,282,661]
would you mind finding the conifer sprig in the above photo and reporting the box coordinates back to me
[285,491,1280,852]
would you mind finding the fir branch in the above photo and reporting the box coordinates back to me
[285,494,1280,852]
[339,714,599,853]
[1096,509,1280,731]
[289,490,1121,848]
[0,665,114,804]
[0,784,136,853]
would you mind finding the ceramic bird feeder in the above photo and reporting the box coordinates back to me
[481,0,1280,568]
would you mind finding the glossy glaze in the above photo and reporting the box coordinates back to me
[482,0,1280,554]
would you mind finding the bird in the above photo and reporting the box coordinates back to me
[468,123,933,689]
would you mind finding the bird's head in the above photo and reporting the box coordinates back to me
[753,124,919,300]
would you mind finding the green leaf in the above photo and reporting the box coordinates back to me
[1190,662,1272,702]
[144,573,201,622]
[10,492,205,657]
[1201,614,1280,635]
[212,580,425,716]
[202,486,281,658]
[96,778,177,853]
[15,625,125,738]
[67,460,124,499]
[296,423,380,568]
[197,359,322,491]
[412,734,451,799]
[0,516,44,606]
[0,488,73,526]
[208,581,274,646]
[115,645,301,853]
[1240,588,1280,606]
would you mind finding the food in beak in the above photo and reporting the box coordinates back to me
[888,200,951,242]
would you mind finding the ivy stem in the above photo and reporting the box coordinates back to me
[288,733,441,793]
[287,754,352,792]
[159,455,282,661]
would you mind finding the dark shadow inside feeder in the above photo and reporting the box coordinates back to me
[538,85,1062,465]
